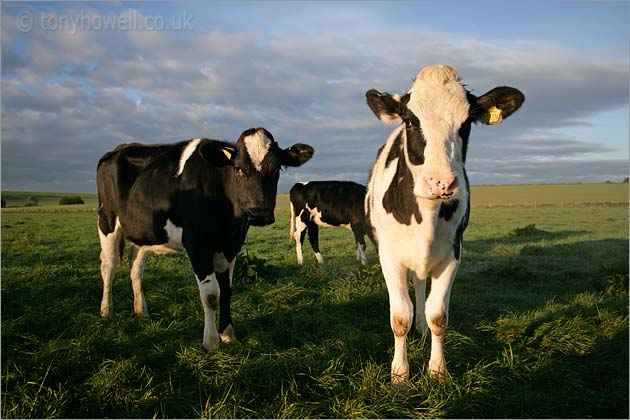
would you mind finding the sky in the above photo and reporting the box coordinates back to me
[1,1,628,193]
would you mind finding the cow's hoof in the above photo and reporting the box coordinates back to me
[220,325,237,344]
[428,360,447,380]
[391,380,409,391]
[391,373,408,389]
[202,337,220,353]
[391,364,409,387]
[134,310,150,318]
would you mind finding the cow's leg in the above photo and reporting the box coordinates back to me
[218,255,237,344]
[98,217,122,317]
[197,272,220,352]
[411,272,428,334]
[425,257,460,376]
[222,257,238,343]
[381,252,413,385]
[307,222,323,264]
[129,244,150,317]
[293,210,308,265]
[351,225,368,266]
[187,247,220,352]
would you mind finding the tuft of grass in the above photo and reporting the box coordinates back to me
[508,223,550,238]
[601,273,629,297]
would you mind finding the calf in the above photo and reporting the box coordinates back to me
[289,181,374,265]
[365,64,524,384]
[97,128,313,351]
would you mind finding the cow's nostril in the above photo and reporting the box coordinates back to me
[446,177,458,194]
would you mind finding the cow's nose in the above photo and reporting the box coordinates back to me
[421,174,458,199]
[247,208,275,226]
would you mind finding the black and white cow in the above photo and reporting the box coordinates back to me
[289,180,375,265]
[97,127,313,352]
[365,64,524,384]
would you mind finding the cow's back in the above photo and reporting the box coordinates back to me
[291,181,367,226]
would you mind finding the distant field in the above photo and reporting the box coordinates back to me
[1,183,628,418]
[1,191,98,211]
[470,182,628,207]
[3,183,626,212]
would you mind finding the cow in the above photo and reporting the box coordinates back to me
[97,127,314,352]
[289,180,375,266]
[364,64,524,384]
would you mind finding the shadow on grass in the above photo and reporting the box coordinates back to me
[445,294,629,418]
[465,227,589,254]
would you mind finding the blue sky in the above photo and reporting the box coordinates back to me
[1,1,628,193]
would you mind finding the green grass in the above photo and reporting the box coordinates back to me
[1,184,628,418]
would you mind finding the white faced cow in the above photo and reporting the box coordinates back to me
[365,65,524,384]
[289,180,375,266]
[97,128,313,352]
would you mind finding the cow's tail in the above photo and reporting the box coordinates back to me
[289,201,296,243]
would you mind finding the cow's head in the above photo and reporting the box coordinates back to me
[366,64,524,200]
[224,127,313,226]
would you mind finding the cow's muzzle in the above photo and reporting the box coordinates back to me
[417,174,459,200]
[247,208,275,226]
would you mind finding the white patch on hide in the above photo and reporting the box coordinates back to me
[307,205,351,230]
[405,65,469,179]
[244,129,272,171]
[177,138,202,176]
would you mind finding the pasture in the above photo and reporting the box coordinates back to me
[1,184,628,418]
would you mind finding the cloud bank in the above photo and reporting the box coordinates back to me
[1,4,628,193]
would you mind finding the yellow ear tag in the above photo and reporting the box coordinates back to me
[481,106,503,125]
[221,147,234,160]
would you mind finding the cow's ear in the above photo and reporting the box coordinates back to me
[281,144,314,167]
[470,87,524,125]
[200,142,236,167]
[366,89,403,123]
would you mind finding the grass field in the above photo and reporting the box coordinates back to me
[1,184,628,418]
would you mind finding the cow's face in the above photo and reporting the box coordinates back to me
[229,128,314,226]
[366,64,524,200]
